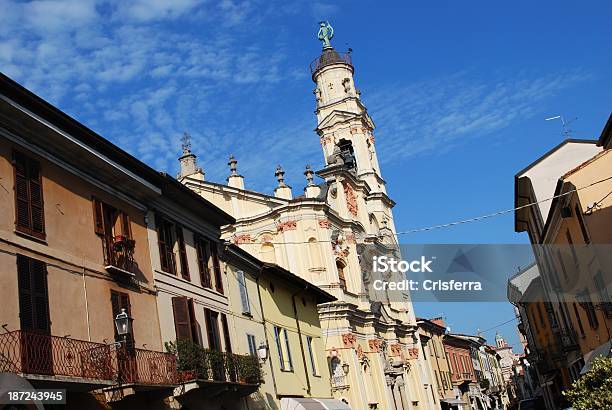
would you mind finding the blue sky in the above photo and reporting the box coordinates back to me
[1,0,610,350]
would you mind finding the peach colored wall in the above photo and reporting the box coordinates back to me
[0,139,162,349]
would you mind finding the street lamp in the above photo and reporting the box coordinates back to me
[114,308,133,340]
[342,362,349,375]
[257,342,269,362]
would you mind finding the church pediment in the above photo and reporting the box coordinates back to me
[316,110,364,132]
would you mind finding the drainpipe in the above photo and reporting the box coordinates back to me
[292,287,312,396]
[256,271,279,397]
[82,267,92,341]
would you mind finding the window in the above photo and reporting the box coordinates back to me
[171,296,200,343]
[204,308,221,351]
[211,244,223,294]
[93,198,133,271]
[247,334,257,356]
[557,250,568,280]
[274,326,293,371]
[156,216,176,274]
[336,260,347,290]
[573,303,585,336]
[111,290,134,348]
[594,271,612,318]
[195,234,212,288]
[577,290,599,329]
[237,270,251,315]
[13,151,45,239]
[176,226,190,280]
[306,336,319,376]
[575,204,590,244]
[566,229,578,265]
[220,313,232,353]
[537,304,546,328]
[17,255,50,333]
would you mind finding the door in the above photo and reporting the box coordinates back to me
[17,255,52,375]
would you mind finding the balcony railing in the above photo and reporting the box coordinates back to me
[171,342,261,386]
[0,330,114,382]
[111,346,178,385]
[103,235,136,275]
[451,372,473,382]
[309,50,353,74]
[0,330,178,388]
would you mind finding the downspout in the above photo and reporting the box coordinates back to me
[256,270,279,397]
[82,267,92,341]
[292,287,312,396]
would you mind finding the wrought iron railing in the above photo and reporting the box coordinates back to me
[309,50,353,74]
[171,341,261,385]
[102,235,136,273]
[0,330,179,387]
[0,330,114,381]
[451,372,473,382]
[111,345,178,385]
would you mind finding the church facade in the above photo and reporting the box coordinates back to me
[178,27,430,410]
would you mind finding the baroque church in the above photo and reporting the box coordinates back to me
[177,25,432,410]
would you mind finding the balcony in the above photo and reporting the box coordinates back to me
[0,330,115,391]
[169,341,261,397]
[310,49,353,75]
[0,330,179,396]
[452,372,473,383]
[559,329,580,352]
[103,235,136,276]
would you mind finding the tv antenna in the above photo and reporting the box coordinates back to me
[545,115,578,138]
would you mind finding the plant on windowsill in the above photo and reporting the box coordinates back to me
[236,354,262,384]
[165,339,209,381]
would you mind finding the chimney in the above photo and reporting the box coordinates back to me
[226,154,245,189]
[274,165,293,200]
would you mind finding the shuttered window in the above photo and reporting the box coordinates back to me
[211,244,223,294]
[17,255,50,333]
[204,308,221,351]
[176,226,190,280]
[247,334,257,356]
[156,216,176,274]
[220,313,232,353]
[111,290,134,348]
[13,151,45,239]
[306,336,319,376]
[237,270,251,315]
[172,296,192,341]
[274,326,293,371]
[195,235,212,288]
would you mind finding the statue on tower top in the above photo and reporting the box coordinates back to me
[317,21,334,50]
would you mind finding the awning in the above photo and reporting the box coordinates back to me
[580,340,612,375]
[281,397,352,410]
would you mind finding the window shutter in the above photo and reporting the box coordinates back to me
[283,328,293,370]
[237,270,250,314]
[204,309,220,351]
[274,326,284,370]
[211,244,223,294]
[187,299,200,344]
[120,211,131,238]
[176,226,190,280]
[13,152,45,238]
[220,313,232,353]
[172,297,192,341]
[156,215,175,274]
[92,198,105,235]
[17,255,34,330]
[196,235,212,288]
[17,255,50,333]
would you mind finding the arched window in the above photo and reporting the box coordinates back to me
[336,259,347,290]
[308,237,322,269]
[260,243,276,264]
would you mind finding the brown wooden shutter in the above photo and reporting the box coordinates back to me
[176,226,190,280]
[211,244,223,294]
[120,212,131,238]
[220,313,232,353]
[92,198,105,235]
[204,308,220,351]
[187,299,200,344]
[195,235,212,288]
[156,215,175,274]
[13,152,45,238]
[172,297,192,341]
[17,255,50,333]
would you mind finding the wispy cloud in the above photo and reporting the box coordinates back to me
[366,69,591,162]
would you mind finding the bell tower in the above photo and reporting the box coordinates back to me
[311,22,396,236]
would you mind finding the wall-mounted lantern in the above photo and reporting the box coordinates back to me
[114,308,133,338]
[257,342,269,362]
